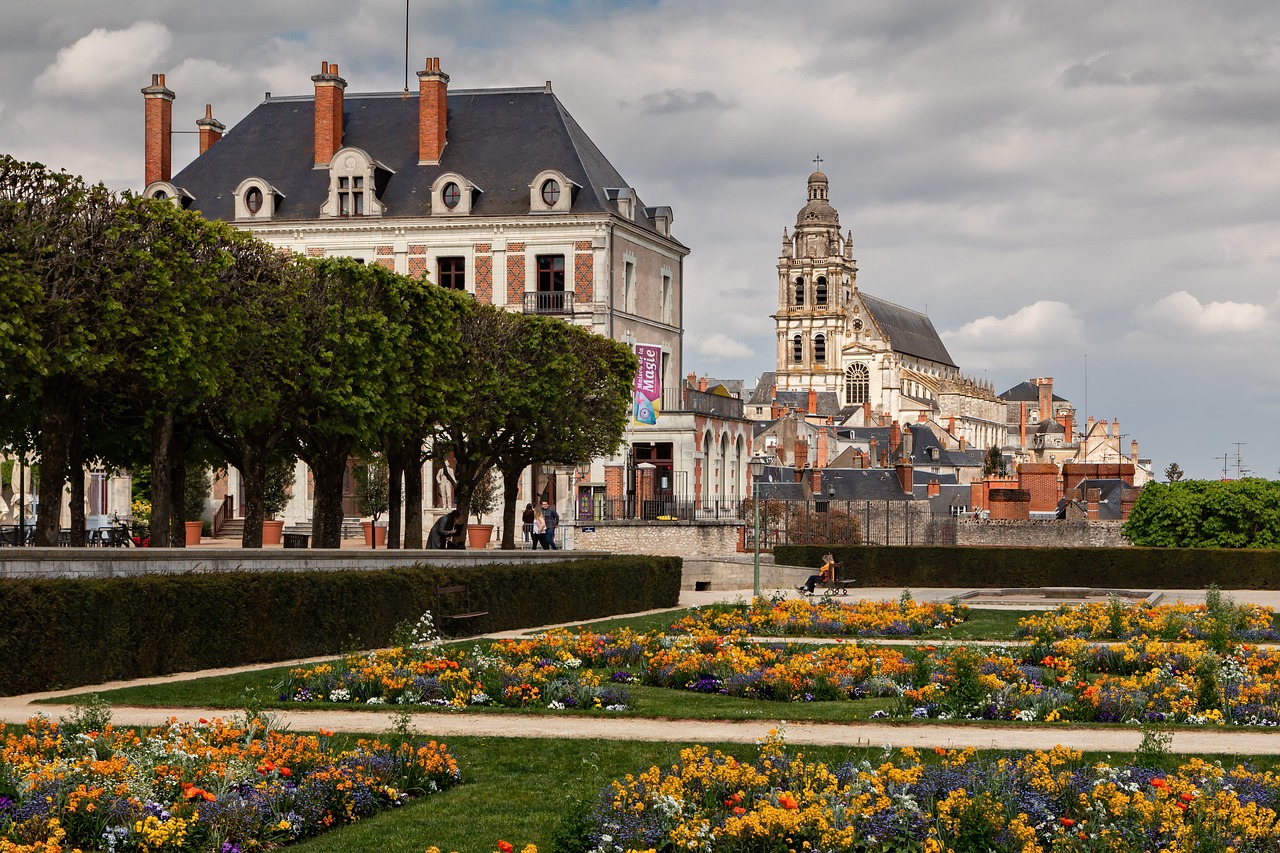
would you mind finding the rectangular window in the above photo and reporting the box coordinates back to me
[537,255,565,291]
[661,274,673,324]
[438,256,466,290]
[624,260,637,313]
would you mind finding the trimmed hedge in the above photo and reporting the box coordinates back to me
[0,555,680,696]
[775,544,1280,590]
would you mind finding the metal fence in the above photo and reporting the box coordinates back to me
[581,496,745,522]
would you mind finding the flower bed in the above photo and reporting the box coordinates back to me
[588,732,1280,852]
[668,594,969,638]
[1014,596,1280,644]
[0,715,460,853]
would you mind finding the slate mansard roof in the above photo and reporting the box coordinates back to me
[170,87,683,244]
[859,293,956,368]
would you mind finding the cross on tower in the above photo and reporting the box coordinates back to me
[812,153,823,169]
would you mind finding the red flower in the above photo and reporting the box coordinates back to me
[1060,818,1074,827]
[1151,778,1168,789]
[497,841,514,853]
[1180,792,1194,803]
[280,767,292,778]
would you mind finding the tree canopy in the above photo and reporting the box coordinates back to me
[1122,479,1280,548]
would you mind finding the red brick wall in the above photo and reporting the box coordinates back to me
[474,244,493,303]
[988,489,1031,520]
[574,241,593,302]
[409,244,428,280]
[311,63,345,167]
[375,245,394,272]
[417,58,448,162]
[506,242,526,305]
[604,465,624,502]
[1017,463,1061,512]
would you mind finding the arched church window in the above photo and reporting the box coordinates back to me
[792,334,803,363]
[845,363,869,404]
[814,334,826,363]
[815,276,827,306]
[794,278,805,307]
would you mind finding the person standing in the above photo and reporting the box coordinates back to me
[521,502,535,548]
[540,498,560,550]
[531,505,547,550]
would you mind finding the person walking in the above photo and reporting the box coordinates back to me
[540,498,560,550]
[531,505,548,550]
[521,502,535,548]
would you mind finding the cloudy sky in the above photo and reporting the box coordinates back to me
[3,0,1279,480]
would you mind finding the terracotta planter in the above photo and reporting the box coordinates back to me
[262,519,285,545]
[466,523,494,549]
[362,521,387,547]
[184,521,203,546]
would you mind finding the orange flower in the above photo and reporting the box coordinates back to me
[318,728,334,737]
[1151,778,1167,789]
[733,806,746,815]
[497,841,514,853]
[934,747,947,756]
[1180,792,1194,803]
[778,794,799,810]
[1060,818,1074,827]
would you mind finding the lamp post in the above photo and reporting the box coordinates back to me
[748,453,768,599]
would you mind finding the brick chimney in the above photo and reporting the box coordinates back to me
[918,411,928,423]
[417,56,449,164]
[1060,410,1073,443]
[928,479,940,497]
[1086,488,1101,520]
[895,459,913,495]
[1020,402,1027,448]
[196,103,225,155]
[1036,377,1053,422]
[816,428,828,468]
[807,388,817,414]
[889,421,900,455]
[141,73,175,186]
[869,437,878,466]
[862,401,872,425]
[699,376,709,392]
[312,61,347,167]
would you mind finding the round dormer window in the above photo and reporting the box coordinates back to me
[442,182,461,209]
[541,178,561,206]
[245,187,263,214]
[153,190,168,200]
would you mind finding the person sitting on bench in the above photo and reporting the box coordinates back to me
[799,552,837,594]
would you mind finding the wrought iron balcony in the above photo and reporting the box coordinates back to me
[523,291,575,315]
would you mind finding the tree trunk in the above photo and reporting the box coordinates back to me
[169,463,186,547]
[386,446,404,550]
[238,442,267,548]
[309,448,350,548]
[67,422,87,547]
[35,383,75,546]
[150,413,175,547]
[500,462,522,549]
[402,439,425,549]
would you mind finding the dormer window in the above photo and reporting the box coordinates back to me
[530,170,576,212]
[431,172,480,216]
[541,179,560,205]
[142,180,193,209]
[442,182,461,209]
[321,147,389,219]
[234,178,283,220]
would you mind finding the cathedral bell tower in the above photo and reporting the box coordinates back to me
[773,168,857,395]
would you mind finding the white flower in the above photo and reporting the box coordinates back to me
[328,688,351,702]
[547,700,566,710]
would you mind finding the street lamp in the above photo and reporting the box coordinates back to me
[748,453,769,599]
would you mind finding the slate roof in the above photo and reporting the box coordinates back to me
[821,468,914,501]
[170,87,682,244]
[748,372,777,405]
[999,380,1069,403]
[773,389,843,417]
[905,424,987,469]
[861,293,956,367]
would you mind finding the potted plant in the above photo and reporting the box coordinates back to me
[354,458,389,548]
[261,456,294,545]
[465,468,499,549]
[184,465,211,546]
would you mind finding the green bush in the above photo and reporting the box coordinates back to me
[774,544,1280,589]
[0,555,680,696]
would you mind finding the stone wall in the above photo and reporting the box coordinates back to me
[572,520,740,557]
[954,519,1127,547]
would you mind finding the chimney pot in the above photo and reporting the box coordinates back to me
[141,71,176,186]
[311,59,347,167]
[417,55,450,164]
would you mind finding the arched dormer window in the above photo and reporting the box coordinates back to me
[792,334,803,363]
[233,177,284,220]
[430,172,480,216]
[794,277,805,307]
[845,363,870,404]
[815,276,828,306]
[529,169,578,213]
[321,147,391,219]
[814,334,826,363]
[142,180,193,209]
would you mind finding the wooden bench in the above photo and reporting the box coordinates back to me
[435,584,489,634]
[801,562,856,596]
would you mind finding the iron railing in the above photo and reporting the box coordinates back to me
[660,386,745,418]
[523,291,576,314]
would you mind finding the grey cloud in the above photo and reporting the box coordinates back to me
[625,88,736,115]
[1156,82,1280,126]
[1061,54,1133,88]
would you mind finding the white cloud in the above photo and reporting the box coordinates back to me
[691,333,756,362]
[1136,291,1271,335]
[34,21,171,98]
